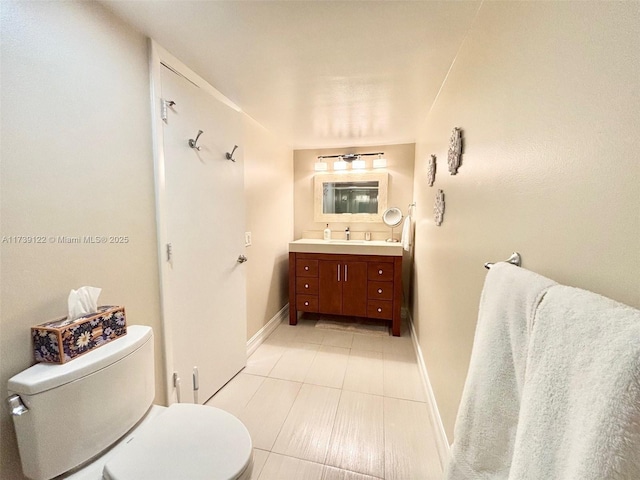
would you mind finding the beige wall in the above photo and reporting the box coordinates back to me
[0,2,163,478]
[243,116,294,338]
[411,2,640,442]
[294,144,415,241]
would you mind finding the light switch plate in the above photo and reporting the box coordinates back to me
[245,232,252,246]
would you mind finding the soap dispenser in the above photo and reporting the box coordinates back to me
[323,224,331,241]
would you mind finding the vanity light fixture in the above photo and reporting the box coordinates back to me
[314,161,328,171]
[317,151,385,171]
[351,156,366,170]
[333,157,348,171]
[373,154,387,169]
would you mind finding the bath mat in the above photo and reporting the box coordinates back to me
[315,317,389,336]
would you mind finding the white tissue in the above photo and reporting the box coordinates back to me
[67,286,102,321]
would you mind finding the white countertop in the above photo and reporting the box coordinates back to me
[289,238,403,256]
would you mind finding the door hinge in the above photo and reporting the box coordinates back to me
[173,372,181,403]
[161,99,176,123]
[193,366,199,404]
[166,242,173,262]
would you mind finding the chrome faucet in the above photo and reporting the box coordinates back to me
[345,227,350,241]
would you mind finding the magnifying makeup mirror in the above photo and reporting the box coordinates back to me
[382,207,403,243]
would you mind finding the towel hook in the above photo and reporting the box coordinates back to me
[226,145,238,162]
[484,252,521,270]
[188,130,203,151]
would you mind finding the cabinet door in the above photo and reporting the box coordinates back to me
[319,260,342,315]
[342,261,368,317]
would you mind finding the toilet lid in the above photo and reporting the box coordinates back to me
[103,404,252,480]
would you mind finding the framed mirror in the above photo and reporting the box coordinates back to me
[314,172,389,223]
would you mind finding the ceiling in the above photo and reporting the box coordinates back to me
[100,1,480,149]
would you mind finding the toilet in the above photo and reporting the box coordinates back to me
[7,325,253,480]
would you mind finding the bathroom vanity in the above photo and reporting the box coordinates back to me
[289,239,403,336]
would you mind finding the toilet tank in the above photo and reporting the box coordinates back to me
[7,325,155,480]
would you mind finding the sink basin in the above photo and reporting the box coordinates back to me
[289,238,402,256]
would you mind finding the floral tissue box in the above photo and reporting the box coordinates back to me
[32,306,127,364]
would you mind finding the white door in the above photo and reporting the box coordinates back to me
[160,65,246,404]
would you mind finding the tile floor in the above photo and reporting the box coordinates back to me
[207,316,443,480]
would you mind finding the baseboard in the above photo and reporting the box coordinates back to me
[405,308,451,470]
[246,304,288,356]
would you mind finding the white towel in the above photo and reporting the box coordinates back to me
[400,215,412,251]
[509,285,640,480]
[445,263,556,480]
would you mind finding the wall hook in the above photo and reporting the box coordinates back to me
[189,130,203,151]
[226,145,238,162]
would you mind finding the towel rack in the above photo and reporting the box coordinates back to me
[407,202,416,215]
[484,252,521,270]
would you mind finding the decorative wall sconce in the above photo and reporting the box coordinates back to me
[434,189,445,226]
[448,127,462,175]
[427,154,437,187]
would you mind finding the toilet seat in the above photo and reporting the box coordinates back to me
[102,403,252,480]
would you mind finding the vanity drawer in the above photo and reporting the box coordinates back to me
[297,277,319,295]
[368,281,393,301]
[297,295,318,312]
[368,263,394,282]
[297,259,318,277]
[367,300,393,320]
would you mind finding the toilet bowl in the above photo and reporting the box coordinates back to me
[7,325,252,480]
[102,403,252,480]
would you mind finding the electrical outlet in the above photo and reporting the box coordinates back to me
[245,232,252,247]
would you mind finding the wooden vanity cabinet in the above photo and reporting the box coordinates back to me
[289,252,402,336]
[318,259,368,316]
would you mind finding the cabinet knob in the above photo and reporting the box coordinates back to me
[304,266,309,271]
[378,288,383,294]
[305,284,309,288]
[304,301,309,306]
[377,307,382,313]
[378,269,383,275]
